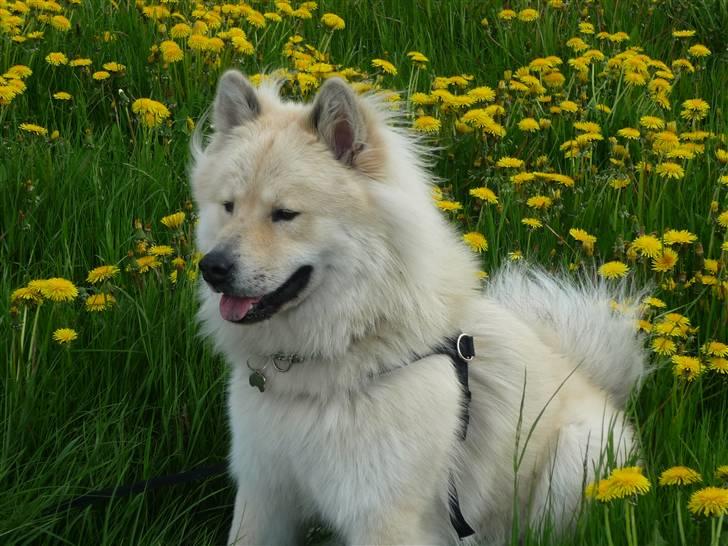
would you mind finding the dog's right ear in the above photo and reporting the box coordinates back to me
[213,70,260,133]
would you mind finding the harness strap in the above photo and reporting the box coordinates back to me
[431,334,476,539]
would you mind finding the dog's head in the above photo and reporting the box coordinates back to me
[192,70,388,324]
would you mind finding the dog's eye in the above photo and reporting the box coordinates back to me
[223,201,234,214]
[271,208,300,222]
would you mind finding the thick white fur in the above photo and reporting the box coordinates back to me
[191,71,646,545]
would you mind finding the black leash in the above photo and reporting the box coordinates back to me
[54,463,228,512]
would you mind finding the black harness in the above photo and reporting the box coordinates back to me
[55,334,478,540]
[429,334,476,539]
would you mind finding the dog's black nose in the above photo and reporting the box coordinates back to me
[199,250,234,288]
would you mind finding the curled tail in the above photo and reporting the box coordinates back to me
[485,264,648,406]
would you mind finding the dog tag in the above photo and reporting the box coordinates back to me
[249,371,266,392]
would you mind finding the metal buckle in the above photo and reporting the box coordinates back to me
[456,333,474,361]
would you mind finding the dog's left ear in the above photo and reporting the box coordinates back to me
[310,78,366,166]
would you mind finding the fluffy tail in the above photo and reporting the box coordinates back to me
[485,264,648,407]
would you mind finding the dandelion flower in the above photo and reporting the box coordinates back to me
[371,59,397,75]
[687,44,711,58]
[652,249,678,272]
[640,116,664,130]
[672,355,703,382]
[53,328,78,344]
[11,286,42,304]
[526,195,552,209]
[521,218,543,229]
[413,116,441,133]
[717,211,728,229]
[652,337,677,356]
[85,293,116,312]
[663,229,697,245]
[463,232,488,252]
[643,296,667,308]
[618,127,640,140]
[716,467,728,481]
[559,100,578,113]
[53,91,72,101]
[32,278,78,302]
[517,8,539,22]
[518,118,540,132]
[161,211,186,230]
[93,71,110,81]
[569,228,597,250]
[656,162,685,180]
[45,52,68,66]
[681,99,710,121]
[87,265,120,284]
[709,357,728,374]
[688,487,728,517]
[321,13,345,30]
[149,245,174,257]
[132,98,171,128]
[598,261,629,279]
[659,466,702,486]
[469,187,498,204]
[135,255,162,272]
[19,123,48,136]
[672,30,696,38]
[69,58,92,68]
[598,467,651,501]
[160,41,184,63]
[467,86,495,103]
[631,235,662,257]
[497,9,517,21]
[703,342,728,358]
[496,157,524,169]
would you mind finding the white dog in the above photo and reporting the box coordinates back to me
[191,70,645,545]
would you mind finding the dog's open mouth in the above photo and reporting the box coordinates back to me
[219,265,313,324]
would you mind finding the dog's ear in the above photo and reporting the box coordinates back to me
[310,78,366,166]
[213,70,260,133]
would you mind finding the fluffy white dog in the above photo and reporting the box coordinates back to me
[191,70,645,545]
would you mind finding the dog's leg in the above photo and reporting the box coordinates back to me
[227,480,302,546]
[527,410,635,534]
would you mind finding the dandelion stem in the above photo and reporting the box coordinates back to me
[676,491,686,546]
[604,505,615,546]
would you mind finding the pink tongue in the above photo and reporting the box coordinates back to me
[219,294,261,321]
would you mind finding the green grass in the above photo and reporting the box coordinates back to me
[2,1,728,544]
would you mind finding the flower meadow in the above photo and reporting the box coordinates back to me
[2,1,728,544]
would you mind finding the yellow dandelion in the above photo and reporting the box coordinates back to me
[631,235,662,258]
[320,13,345,30]
[435,200,462,212]
[4,65,32,79]
[663,229,697,246]
[371,59,397,75]
[413,116,441,133]
[569,228,597,250]
[687,44,711,58]
[521,218,543,229]
[599,467,651,501]
[87,265,120,284]
[19,123,48,136]
[31,278,78,302]
[688,487,728,517]
[469,187,498,204]
[160,41,184,63]
[149,245,174,257]
[710,358,728,374]
[53,91,72,101]
[559,100,579,113]
[643,296,667,308]
[672,30,696,38]
[716,467,728,481]
[467,86,495,103]
[717,211,728,229]
[518,118,540,132]
[132,98,171,129]
[45,52,68,66]
[526,195,552,209]
[102,62,125,73]
[496,157,524,169]
[497,9,517,21]
[411,92,436,106]
[672,355,703,382]
[718,150,728,164]
[659,466,702,486]
[656,162,685,180]
[92,71,110,81]
[463,232,488,252]
[170,23,192,38]
[703,341,728,358]
[618,127,640,140]
[135,255,162,273]
[406,51,429,64]
[599,261,629,279]
[69,58,92,68]
[11,286,42,304]
[53,328,78,344]
[681,98,710,121]
[639,116,664,130]
[85,293,116,312]
[652,337,677,356]
[652,249,678,272]
[161,211,186,230]
[517,8,539,22]
[508,250,523,261]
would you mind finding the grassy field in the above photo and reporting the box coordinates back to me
[2,0,728,544]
